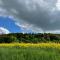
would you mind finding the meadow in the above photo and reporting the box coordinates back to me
[0,43,60,60]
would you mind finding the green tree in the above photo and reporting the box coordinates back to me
[9,36,19,43]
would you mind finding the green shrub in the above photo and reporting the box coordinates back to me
[9,36,19,43]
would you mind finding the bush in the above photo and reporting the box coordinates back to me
[0,36,19,43]
[9,36,19,43]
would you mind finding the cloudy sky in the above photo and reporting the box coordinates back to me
[0,0,60,34]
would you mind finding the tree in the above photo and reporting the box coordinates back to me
[9,36,19,43]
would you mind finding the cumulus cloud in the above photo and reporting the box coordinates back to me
[0,27,10,34]
[0,0,60,33]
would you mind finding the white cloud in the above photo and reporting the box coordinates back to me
[0,27,10,34]
[15,22,33,33]
[56,0,60,10]
[15,22,32,29]
[46,30,60,34]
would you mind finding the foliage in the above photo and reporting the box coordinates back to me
[0,33,60,43]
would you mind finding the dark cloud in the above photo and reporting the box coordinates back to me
[1,0,60,32]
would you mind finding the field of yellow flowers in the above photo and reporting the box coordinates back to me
[0,43,60,60]
[0,42,60,48]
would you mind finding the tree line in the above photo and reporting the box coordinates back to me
[0,33,60,43]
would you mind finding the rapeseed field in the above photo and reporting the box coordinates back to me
[0,43,60,48]
[0,43,60,60]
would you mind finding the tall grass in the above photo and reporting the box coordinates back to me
[0,46,60,60]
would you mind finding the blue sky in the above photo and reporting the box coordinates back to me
[0,17,22,33]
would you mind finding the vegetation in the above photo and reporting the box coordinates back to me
[0,43,60,48]
[0,33,60,60]
[0,33,60,43]
[0,45,60,60]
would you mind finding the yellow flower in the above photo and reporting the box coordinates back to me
[0,43,60,49]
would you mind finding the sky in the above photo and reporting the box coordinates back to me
[0,17,22,33]
[0,0,60,34]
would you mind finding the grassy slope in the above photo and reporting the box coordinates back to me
[0,47,60,60]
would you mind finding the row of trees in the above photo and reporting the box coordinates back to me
[0,33,60,43]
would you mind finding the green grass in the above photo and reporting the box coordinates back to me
[0,47,60,60]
